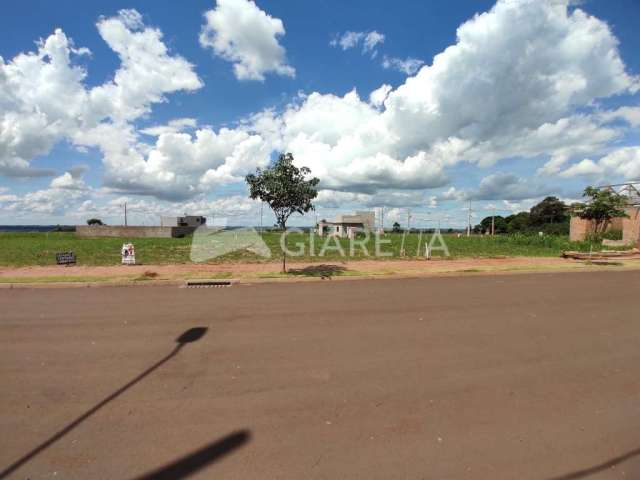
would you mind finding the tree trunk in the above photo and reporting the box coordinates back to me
[596,219,609,235]
[281,224,287,273]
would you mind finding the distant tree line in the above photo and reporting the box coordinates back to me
[475,187,629,236]
[475,196,571,235]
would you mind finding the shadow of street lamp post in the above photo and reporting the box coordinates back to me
[0,327,208,479]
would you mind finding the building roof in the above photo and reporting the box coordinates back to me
[599,182,640,206]
[319,220,366,225]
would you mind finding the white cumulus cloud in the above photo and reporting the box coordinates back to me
[330,30,385,57]
[560,147,640,180]
[200,0,295,81]
[0,9,202,180]
[381,56,424,75]
[248,0,638,197]
[3,0,640,218]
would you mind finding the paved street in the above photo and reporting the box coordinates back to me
[1,271,639,479]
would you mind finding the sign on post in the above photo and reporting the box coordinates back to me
[56,251,76,265]
[121,243,136,265]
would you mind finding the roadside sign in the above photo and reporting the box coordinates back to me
[55,251,76,265]
[121,243,136,265]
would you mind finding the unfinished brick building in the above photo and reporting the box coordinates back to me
[570,183,640,247]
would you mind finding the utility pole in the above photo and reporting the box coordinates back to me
[491,206,495,236]
[381,206,384,232]
[466,200,472,237]
[407,209,411,233]
[124,202,128,227]
[260,201,264,231]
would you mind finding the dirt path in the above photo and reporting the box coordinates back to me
[2,256,638,283]
[1,271,640,479]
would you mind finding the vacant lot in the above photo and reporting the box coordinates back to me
[1,271,639,479]
[0,231,600,266]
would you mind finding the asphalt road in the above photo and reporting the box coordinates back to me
[1,271,639,479]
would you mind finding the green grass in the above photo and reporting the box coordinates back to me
[0,231,608,267]
[0,232,193,266]
[0,275,123,284]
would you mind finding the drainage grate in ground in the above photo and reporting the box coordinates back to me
[185,280,233,288]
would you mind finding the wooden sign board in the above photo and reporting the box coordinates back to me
[56,251,76,265]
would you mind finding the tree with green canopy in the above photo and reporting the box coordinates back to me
[573,186,629,236]
[246,153,320,272]
[529,196,569,227]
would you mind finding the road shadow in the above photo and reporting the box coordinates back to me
[288,264,347,279]
[130,430,251,480]
[546,446,640,480]
[0,327,208,479]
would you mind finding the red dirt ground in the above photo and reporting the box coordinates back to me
[0,256,605,281]
[1,271,640,479]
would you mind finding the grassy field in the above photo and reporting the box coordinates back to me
[0,231,605,267]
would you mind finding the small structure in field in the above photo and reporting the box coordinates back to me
[76,214,207,238]
[569,182,640,246]
[160,215,207,228]
[317,211,375,239]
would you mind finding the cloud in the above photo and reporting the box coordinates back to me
[0,9,202,180]
[363,31,385,54]
[369,84,392,108]
[1,180,90,216]
[0,9,254,202]
[597,106,640,127]
[4,0,640,215]
[0,165,92,216]
[90,9,203,122]
[379,0,636,163]
[78,123,271,201]
[315,189,429,208]
[247,0,638,198]
[200,0,295,81]
[0,29,88,177]
[49,167,89,190]
[382,207,406,224]
[1,185,260,222]
[0,187,18,203]
[437,187,467,202]
[468,172,555,200]
[68,164,89,178]
[558,158,604,178]
[560,146,640,180]
[381,56,424,75]
[330,31,385,57]
[140,118,198,136]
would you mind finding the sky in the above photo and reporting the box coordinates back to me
[0,0,639,229]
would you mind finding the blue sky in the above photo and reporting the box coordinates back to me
[0,0,639,228]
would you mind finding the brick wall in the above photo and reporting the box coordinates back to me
[610,217,624,231]
[570,208,640,244]
[622,207,640,247]
[569,216,593,242]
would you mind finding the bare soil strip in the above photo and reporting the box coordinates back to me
[2,256,640,285]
